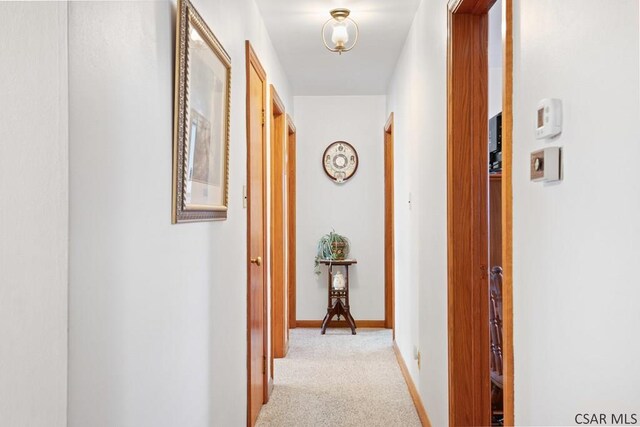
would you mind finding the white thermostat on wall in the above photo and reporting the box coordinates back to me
[535,98,562,139]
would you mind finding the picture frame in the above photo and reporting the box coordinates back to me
[172,0,231,223]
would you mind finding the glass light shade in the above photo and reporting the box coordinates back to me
[331,24,349,46]
[322,8,358,54]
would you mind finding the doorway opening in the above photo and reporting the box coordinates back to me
[446,0,514,425]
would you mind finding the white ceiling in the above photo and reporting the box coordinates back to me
[255,0,422,96]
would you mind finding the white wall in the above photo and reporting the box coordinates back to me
[386,1,449,426]
[0,3,69,426]
[67,1,292,426]
[489,0,503,119]
[295,96,386,321]
[389,0,640,426]
[512,0,640,425]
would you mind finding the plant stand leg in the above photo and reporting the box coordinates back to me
[321,300,339,334]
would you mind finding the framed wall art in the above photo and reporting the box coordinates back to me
[172,0,231,223]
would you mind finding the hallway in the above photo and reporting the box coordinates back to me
[256,329,421,427]
[3,1,640,426]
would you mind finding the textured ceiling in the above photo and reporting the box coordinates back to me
[255,0,422,95]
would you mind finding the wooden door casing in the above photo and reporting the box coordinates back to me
[384,113,395,333]
[270,85,288,360]
[286,116,297,329]
[501,0,514,423]
[246,41,268,427]
[447,0,514,425]
[447,4,491,426]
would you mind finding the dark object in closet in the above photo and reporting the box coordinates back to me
[489,112,502,173]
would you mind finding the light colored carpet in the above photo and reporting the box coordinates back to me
[256,328,422,427]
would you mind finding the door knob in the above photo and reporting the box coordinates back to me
[250,256,262,266]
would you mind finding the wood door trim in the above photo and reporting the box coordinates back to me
[270,84,288,363]
[446,0,514,425]
[501,0,514,424]
[385,112,394,133]
[447,3,490,426]
[245,40,268,426]
[286,114,296,133]
[271,85,285,115]
[393,341,432,427]
[449,0,496,14]
[246,42,267,82]
[286,115,297,329]
[384,113,395,333]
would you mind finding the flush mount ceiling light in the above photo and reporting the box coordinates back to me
[322,8,359,55]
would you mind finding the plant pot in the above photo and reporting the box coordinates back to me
[331,241,347,260]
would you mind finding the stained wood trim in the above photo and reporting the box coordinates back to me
[448,0,497,14]
[286,115,297,329]
[296,320,386,329]
[246,41,266,81]
[447,8,491,427]
[448,0,465,13]
[384,112,394,133]
[447,0,514,425]
[392,341,432,427]
[270,84,288,363]
[271,85,285,115]
[384,113,395,334]
[286,113,296,133]
[245,40,269,424]
[501,0,514,424]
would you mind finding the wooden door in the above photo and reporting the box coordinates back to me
[270,85,288,359]
[384,113,395,332]
[286,116,297,329]
[246,41,268,427]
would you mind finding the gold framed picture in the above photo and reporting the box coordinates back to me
[172,0,231,223]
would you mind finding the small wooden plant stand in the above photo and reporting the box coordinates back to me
[318,259,358,335]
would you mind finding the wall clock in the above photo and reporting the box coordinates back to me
[322,141,359,183]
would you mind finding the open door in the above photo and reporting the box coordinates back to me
[246,41,268,427]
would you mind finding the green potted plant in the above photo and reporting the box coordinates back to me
[314,230,351,275]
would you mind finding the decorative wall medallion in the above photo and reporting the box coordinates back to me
[322,141,359,183]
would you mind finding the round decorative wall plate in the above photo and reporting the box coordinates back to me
[322,141,359,183]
